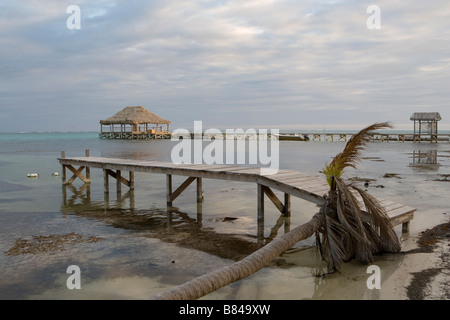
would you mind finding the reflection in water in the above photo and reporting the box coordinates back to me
[58,184,403,300]
[60,185,293,261]
[408,150,440,170]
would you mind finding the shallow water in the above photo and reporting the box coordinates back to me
[0,132,449,299]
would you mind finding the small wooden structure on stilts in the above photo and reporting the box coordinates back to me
[410,112,442,142]
[99,106,171,140]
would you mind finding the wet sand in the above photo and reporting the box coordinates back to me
[382,218,450,300]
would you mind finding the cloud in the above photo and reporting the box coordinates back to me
[1,0,449,131]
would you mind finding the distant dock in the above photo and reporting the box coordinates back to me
[276,132,450,142]
[99,131,171,140]
[99,131,450,142]
[180,131,450,142]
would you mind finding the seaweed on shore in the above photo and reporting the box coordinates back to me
[405,218,450,300]
[5,232,103,256]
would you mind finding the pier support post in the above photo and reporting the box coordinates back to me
[197,201,203,228]
[129,171,135,190]
[402,221,410,234]
[166,174,173,205]
[85,149,90,181]
[103,169,109,192]
[61,151,66,184]
[104,188,110,209]
[284,193,291,216]
[116,170,122,193]
[257,184,265,246]
[197,178,203,203]
[257,184,264,221]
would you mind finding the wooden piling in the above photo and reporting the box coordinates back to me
[116,170,122,193]
[284,193,291,216]
[61,151,66,183]
[85,149,90,180]
[103,169,109,192]
[197,178,203,202]
[166,174,172,205]
[129,171,135,190]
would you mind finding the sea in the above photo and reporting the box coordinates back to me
[0,131,449,300]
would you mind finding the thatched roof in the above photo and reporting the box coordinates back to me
[410,112,441,121]
[100,106,171,125]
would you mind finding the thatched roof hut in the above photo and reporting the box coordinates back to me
[100,106,171,126]
[410,112,441,142]
[100,106,171,139]
[410,112,441,121]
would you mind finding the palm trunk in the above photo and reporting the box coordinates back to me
[151,212,323,300]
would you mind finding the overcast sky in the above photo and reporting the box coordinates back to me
[1,0,449,132]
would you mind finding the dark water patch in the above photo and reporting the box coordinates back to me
[0,198,33,204]
[66,208,259,261]
[383,173,402,179]
[0,180,32,192]
[0,265,63,300]
[0,257,112,300]
[0,160,11,167]
[432,174,450,182]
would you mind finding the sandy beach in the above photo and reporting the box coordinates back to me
[381,218,449,300]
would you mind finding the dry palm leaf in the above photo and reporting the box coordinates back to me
[316,122,401,273]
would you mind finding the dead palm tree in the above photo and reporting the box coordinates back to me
[152,122,403,300]
[316,122,401,273]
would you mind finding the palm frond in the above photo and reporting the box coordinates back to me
[316,196,349,273]
[316,122,401,273]
[324,122,392,186]
[351,185,401,253]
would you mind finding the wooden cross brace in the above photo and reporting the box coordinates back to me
[104,169,134,191]
[258,184,291,217]
[63,164,90,185]
[166,175,202,204]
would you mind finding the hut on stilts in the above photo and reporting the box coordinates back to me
[99,106,171,140]
[410,112,441,142]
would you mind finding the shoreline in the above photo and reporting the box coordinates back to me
[382,217,450,300]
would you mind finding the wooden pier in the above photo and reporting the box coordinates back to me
[59,150,415,235]
[99,131,171,140]
[276,132,450,142]
[180,131,450,142]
